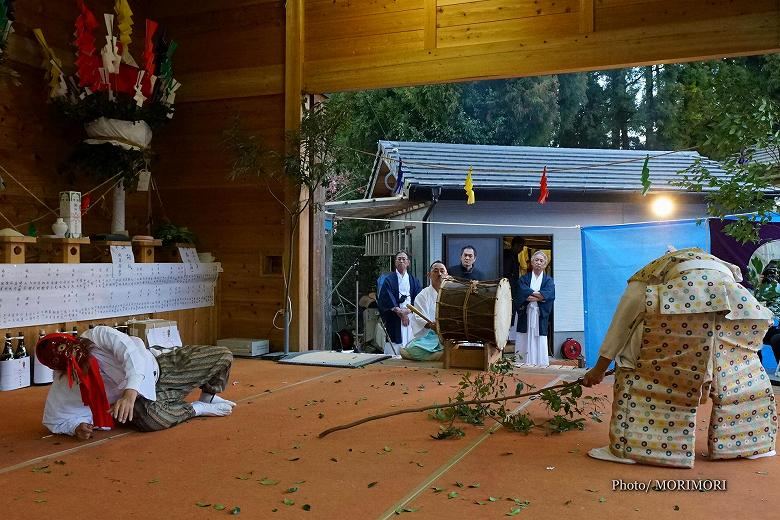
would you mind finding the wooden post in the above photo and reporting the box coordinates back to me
[580,0,595,34]
[285,0,309,352]
[424,0,437,50]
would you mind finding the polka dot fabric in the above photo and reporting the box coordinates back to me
[606,249,777,468]
[708,324,777,460]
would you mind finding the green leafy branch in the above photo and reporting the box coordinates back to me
[672,97,780,244]
[318,358,608,439]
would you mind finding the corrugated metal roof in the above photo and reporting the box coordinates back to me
[369,141,732,196]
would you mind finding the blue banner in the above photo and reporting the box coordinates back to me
[581,220,710,368]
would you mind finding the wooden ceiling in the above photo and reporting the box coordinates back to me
[303,0,780,93]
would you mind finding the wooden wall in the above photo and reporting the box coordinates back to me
[149,1,293,348]
[303,0,780,92]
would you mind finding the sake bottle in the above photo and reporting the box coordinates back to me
[13,332,27,358]
[1,333,13,361]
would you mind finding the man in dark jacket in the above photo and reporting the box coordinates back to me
[515,251,555,367]
[448,245,486,281]
[377,250,422,357]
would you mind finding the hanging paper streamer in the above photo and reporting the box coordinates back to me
[32,3,178,112]
[640,154,651,196]
[537,166,549,204]
[32,29,67,98]
[0,0,16,52]
[74,0,101,92]
[114,0,136,65]
[143,18,158,78]
[464,165,475,205]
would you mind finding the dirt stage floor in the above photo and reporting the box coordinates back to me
[1,357,777,519]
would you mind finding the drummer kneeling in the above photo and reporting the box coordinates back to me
[402,261,448,361]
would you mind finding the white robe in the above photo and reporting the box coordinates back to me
[409,285,437,339]
[516,271,549,367]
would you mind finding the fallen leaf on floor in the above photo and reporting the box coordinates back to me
[283,498,295,506]
[455,482,464,488]
[33,489,46,493]
[501,452,514,456]
[318,412,325,419]
[586,489,598,493]
[673,505,680,511]
[756,471,768,475]
[214,504,225,511]
[302,504,312,511]
[54,460,66,465]
[294,480,306,484]
[468,483,480,488]
[564,500,571,505]
[431,487,444,493]
[259,478,280,486]
[488,497,499,502]
[230,506,240,515]
[448,491,459,499]
[32,465,51,474]
[147,478,160,484]
[195,502,211,508]
[34,499,47,504]
[383,446,392,453]
[330,457,338,462]
[546,466,555,470]
[285,487,298,494]
[368,482,378,488]
[599,497,606,503]
[287,457,300,462]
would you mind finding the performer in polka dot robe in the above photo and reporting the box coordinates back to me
[583,248,777,468]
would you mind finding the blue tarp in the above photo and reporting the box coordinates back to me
[581,220,711,368]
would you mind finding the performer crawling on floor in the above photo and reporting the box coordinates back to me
[582,247,777,468]
[38,326,235,440]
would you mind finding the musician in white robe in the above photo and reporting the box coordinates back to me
[401,261,447,361]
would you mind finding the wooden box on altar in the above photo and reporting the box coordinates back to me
[0,236,36,263]
[36,236,90,263]
[132,238,162,263]
[443,342,502,371]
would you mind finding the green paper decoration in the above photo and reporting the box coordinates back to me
[640,154,651,196]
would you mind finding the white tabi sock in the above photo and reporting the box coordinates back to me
[746,450,776,460]
[199,392,236,407]
[191,401,233,417]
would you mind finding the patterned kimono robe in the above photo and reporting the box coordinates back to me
[605,248,777,468]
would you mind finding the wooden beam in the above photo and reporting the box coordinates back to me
[424,0,437,50]
[176,65,284,102]
[580,0,594,33]
[285,0,310,352]
[304,11,779,92]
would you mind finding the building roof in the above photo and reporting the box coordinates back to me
[367,140,732,199]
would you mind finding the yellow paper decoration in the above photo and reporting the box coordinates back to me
[32,28,65,98]
[464,165,475,205]
[114,0,135,64]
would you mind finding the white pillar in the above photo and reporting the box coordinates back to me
[111,183,128,236]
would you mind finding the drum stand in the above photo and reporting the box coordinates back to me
[443,341,503,371]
